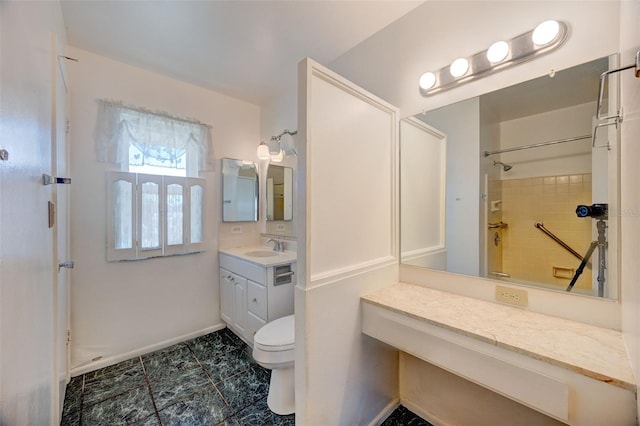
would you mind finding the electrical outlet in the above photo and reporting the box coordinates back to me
[495,285,528,308]
[231,225,243,234]
[276,224,285,232]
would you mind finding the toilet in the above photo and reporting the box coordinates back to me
[252,314,295,415]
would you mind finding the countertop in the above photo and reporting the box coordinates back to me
[219,246,297,267]
[362,282,636,391]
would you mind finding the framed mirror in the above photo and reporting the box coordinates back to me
[266,164,293,221]
[400,55,620,299]
[222,158,258,222]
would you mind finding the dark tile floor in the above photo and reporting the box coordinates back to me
[61,327,429,425]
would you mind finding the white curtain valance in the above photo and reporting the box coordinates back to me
[94,100,214,172]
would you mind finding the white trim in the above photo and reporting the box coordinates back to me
[308,256,397,289]
[367,397,400,426]
[70,323,226,376]
[400,397,451,426]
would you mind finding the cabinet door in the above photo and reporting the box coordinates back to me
[233,274,248,335]
[219,268,234,324]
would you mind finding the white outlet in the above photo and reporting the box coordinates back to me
[275,224,285,232]
[495,285,528,308]
[231,225,243,234]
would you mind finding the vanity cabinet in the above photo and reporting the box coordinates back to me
[219,252,295,346]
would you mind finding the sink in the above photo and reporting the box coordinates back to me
[244,250,279,258]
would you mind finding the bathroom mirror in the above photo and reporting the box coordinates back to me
[400,55,620,299]
[266,164,293,221]
[222,158,259,222]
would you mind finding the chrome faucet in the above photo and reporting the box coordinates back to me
[267,238,286,252]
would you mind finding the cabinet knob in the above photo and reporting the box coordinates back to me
[252,298,257,304]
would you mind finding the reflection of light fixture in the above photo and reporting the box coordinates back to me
[257,140,270,160]
[449,58,469,77]
[419,20,568,96]
[532,20,560,46]
[270,129,298,158]
[271,148,284,162]
[487,41,509,63]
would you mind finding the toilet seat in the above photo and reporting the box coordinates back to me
[254,314,295,352]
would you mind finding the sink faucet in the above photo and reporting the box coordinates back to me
[267,238,285,252]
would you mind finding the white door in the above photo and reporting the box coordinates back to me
[52,37,72,420]
[0,3,60,423]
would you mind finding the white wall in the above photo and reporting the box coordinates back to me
[618,0,640,417]
[422,98,480,276]
[0,1,67,423]
[296,59,399,425]
[67,47,261,372]
[499,102,595,180]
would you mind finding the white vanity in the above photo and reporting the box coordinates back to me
[219,247,296,346]
[362,283,637,425]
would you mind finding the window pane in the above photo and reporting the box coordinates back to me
[113,180,132,249]
[191,185,203,243]
[167,183,183,245]
[141,182,160,249]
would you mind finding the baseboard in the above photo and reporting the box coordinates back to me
[70,323,226,376]
[368,397,400,426]
[401,396,451,426]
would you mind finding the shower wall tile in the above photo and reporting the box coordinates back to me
[500,174,593,292]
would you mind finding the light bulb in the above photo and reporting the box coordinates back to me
[419,72,436,90]
[257,141,270,160]
[487,41,509,63]
[271,149,283,162]
[532,20,560,46]
[449,58,469,78]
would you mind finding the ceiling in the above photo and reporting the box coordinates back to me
[60,0,423,105]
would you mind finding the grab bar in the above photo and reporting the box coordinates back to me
[534,222,591,268]
[488,221,508,229]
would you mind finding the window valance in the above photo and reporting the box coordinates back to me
[94,100,214,172]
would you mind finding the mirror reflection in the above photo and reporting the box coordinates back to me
[266,164,293,221]
[222,158,258,222]
[400,56,619,299]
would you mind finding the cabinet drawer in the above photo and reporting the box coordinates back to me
[247,280,267,319]
[247,311,266,342]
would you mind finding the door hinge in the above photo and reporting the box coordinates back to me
[66,120,70,134]
[66,329,71,344]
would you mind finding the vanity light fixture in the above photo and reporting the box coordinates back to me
[419,20,568,96]
[257,140,270,160]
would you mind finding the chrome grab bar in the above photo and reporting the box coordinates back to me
[534,222,591,268]
[490,271,510,278]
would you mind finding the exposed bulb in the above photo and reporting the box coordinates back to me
[449,58,469,78]
[257,141,270,160]
[487,41,509,63]
[419,72,436,90]
[532,20,560,46]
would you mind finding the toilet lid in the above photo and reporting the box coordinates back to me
[254,314,294,350]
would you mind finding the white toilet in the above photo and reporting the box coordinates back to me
[252,314,295,415]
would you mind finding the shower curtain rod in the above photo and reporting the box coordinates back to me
[483,134,591,157]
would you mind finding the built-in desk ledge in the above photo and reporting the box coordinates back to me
[361,282,636,424]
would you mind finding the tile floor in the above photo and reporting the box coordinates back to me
[61,327,429,425]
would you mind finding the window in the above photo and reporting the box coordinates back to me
[107,172,205,260]
[96,101,212,261]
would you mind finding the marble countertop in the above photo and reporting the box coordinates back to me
[219,246,297,267]
[362,282,636,391]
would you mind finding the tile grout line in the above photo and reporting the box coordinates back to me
[139,355,163,425]
[187,338,255,424]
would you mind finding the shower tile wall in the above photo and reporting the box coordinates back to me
[499,174,592,291]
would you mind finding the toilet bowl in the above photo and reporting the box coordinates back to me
[252,314,295,415]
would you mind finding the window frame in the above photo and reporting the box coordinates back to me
[106,171,206,261]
